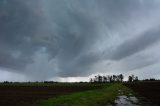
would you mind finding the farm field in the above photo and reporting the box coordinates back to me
[33,82,160,106]
[0,83,104,106]
[0,82,160,106]
[124,81,160,105]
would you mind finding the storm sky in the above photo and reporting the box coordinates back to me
[0,0,160,81]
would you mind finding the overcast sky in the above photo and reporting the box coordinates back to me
[0,0,160,82]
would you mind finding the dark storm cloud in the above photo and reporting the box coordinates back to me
[0,0,160,80]
[58,52,101,77]
[0,0,58,71]
[0,0,43,69]
[110,27,160,60]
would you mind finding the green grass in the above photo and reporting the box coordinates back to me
[35,83,125,106]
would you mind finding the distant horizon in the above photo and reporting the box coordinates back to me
[0,73,159,82]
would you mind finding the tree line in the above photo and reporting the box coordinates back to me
[90,74,139,83]
[90,74,124,83]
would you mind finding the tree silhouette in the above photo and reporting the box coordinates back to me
[119,74,124,82]
[103,76,107,82]
[128,76,133,82]
[90,74,127,83]
[134,76,139,82]
[113,75,117,82]
[98,75,103,83]
[90,78,93,83]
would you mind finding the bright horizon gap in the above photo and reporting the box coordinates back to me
[0,69,158,82]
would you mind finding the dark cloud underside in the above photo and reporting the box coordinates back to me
[0,0,160,80]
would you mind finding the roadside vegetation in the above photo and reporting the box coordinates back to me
[35,83,124,106]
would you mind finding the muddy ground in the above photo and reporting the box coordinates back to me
[124,81,160,106]
[0,83,102,106]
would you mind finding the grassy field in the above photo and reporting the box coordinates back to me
[34,83,126,106]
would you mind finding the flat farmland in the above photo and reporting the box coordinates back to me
[0,83,104,106]
[124,81,160,105]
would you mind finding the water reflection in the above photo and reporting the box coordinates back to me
[115,95,139,106]
[107,90,140,106]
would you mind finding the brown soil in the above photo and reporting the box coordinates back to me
[0,84,101,106]
[124,81,160,106]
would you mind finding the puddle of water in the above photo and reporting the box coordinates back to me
[115,95,139,106]
[129,97,139,103]
[106,90,140,106]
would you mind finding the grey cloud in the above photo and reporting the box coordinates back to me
[110,28,160,60]
[0,0,43,70]
[58,52,101,77]
[0,0,160,80]
[122,53,159,71]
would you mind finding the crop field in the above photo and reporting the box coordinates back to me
[124,81,160,105]
[0,83,104,106]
